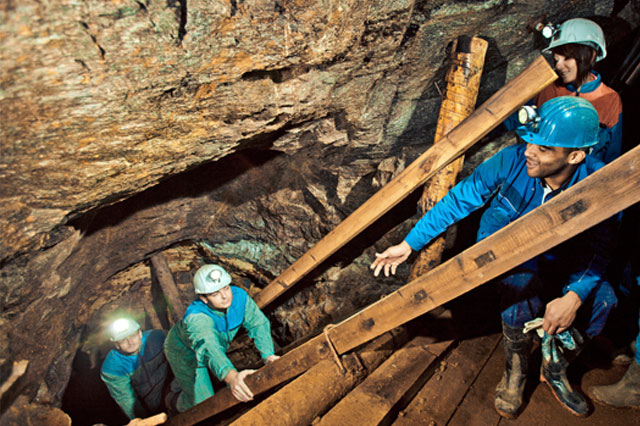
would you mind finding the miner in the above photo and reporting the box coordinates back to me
[101,318,173,420]
[164,264,279,412]
[370,96,617,418]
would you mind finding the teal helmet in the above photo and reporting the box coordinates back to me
[515,96,599,148]
[542,18,606,61]
[109,318,141,342]
[193,264,232,294]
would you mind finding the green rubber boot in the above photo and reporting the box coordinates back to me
[589,360,640,409]
[540,328,588,416]
[494,322,533,418]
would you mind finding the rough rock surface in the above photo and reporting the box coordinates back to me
[0,0,637,421]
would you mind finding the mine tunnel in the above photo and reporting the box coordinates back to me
[2,1,640,425]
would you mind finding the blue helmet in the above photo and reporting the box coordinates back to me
[515,96,599,148]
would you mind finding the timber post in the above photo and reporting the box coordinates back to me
[166,144,640,425]
[254,55,557,309]
[149,253,185,324]
[409,35,488,281]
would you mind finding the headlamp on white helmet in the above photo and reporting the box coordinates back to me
[193,264,232,294]
[109,318,141,342]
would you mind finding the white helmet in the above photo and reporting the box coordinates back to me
[193,264,232,294]
[542,18,606,61]
[109,318,141,342]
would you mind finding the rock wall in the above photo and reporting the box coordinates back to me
[1,0,637,417]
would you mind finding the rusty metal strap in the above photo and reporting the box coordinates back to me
[322,324,345,374]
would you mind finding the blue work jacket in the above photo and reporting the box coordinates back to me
[405,144,614,302]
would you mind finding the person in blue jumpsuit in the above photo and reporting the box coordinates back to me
[164,264,279,412]
[371,96,617,418]
[504,18,622,164]
[100,318,172,420]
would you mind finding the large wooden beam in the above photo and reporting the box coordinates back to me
[254,55,557,308]
[149,253,185,324]
[166,145,640,425]
[229,330,407,426]
[409,36,487,281]
[316,337,453,426]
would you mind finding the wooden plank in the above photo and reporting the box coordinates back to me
[149,253,185,323]
[229,331,406,426]
[447,336,504,426]
[254,55,558,308]
[167,145,640,425]
[316,337,454,426]
[409,36,487,281]
[393,333,501,426]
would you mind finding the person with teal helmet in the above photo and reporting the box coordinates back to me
[536,17,622,164]
[164,264,279,412]
[100,317,173,420]
[372,96,618,418]
[505,18,622,164]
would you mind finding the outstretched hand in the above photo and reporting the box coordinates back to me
[369,241,413,277]
[224,369,256,402]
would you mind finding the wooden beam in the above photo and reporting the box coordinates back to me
[255,55,557,309]
[409,36,487,281]
[166,145,640,425]
[149,253,185,323]
[316,337,454,426]
[229,330,407,426]
[392,334,502,426]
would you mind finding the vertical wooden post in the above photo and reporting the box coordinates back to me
[409,36,488,281]
[149,253,185,324]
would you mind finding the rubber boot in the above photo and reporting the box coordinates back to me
[589,360,640,408]
[540,329,589,416]
[494,321,533,418]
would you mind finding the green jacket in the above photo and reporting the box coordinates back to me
[167,286,275,381]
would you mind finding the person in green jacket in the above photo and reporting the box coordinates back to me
[100,318,172,420]
[164,264,279,412]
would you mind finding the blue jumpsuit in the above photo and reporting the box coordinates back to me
[405,144,617,337]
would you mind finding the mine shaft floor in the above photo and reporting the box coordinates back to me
[400,331,639,426]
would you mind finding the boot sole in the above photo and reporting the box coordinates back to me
[494,405,519,419]
[540,374,588,417]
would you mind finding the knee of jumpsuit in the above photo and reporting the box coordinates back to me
[499,262,544,328]
[573,281,618,338]
[175,366,215,412]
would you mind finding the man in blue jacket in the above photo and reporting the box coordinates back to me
[371,96,617,418]
[101,318,172,420]
[164,264,279,412]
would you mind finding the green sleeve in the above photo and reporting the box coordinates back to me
[184,314,236,381]
[243,296,275,359]
[100,371,140,419]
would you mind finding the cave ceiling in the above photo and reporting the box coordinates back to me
[1,0,638,418]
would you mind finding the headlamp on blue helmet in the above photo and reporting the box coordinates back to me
[515,96,599,149]
[536,22,560,40]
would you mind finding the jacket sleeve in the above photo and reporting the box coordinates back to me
[184,314,236,382]
[100,371,140,419]
[592,114,622,164]
[404,146,513,250]
[243,296,275,360]
[564,218,617,302]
